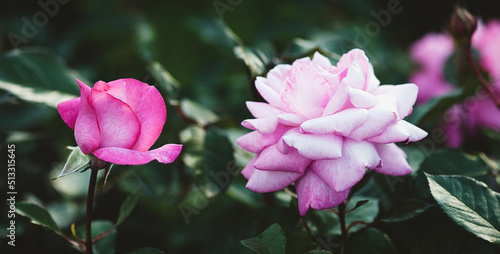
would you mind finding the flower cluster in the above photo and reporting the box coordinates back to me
[410,20,500,147]
[237,49,427,215]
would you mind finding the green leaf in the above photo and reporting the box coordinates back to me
[405,88,470,125]
[146,61,179,103]
[0,49,81,95]
[180,99,219,126]
[54,146,91,179]
[304,251,333,254]
[233,45,267,78]
[420,149,489,176]
[180,126,235,198]
[116,188,143,226]
[16,202,61,233]
[241,223,286,254]
[411,218,497,254]
[346,227,397,254]
[0,80,76,108]
[346,199,369,213]
[127,247,165,254]
[426,174,500,244]
[381,199,433,223]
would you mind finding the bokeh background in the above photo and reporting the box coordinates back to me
[1,0,500,253]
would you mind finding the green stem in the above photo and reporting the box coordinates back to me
[338,202,347,254]
[85,169,98,254]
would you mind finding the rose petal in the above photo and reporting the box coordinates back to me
[89,88,141,150]
[296,170,350,216]
[246,101,284,118]
[242,117,279,134]
[246,168,302,193]
[93,144,182,165]
[282,128,343,160]
[373,84,418,118]
[348,87,376,108]
[266,64,293,92]
[108,79,167,152]
[311,139,380,192]
[349,103,397,141]
[74,80,100,154]
[255,77,285,109]
[253,144,311,173]
[367,120,428,143]
[301,108,369,135]
[277,113,308,126]
[374,143,412,175]
[58,97,80,130]
[323,78,349,116]
[237,129,285,154]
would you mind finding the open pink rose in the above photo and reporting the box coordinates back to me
[58,79,182,165]
[237,49,427,216]
[409,20,500,147]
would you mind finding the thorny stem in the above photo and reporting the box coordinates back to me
[85,169,98,254]
[464,46,500,108]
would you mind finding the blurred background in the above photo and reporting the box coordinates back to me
[1,0,500,253]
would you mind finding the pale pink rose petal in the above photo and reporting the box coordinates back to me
[253,144,311,173]
[312,51,333,70]
[311,139,380,192]
[255,77,285,109]
[105,79,167,151]
[300,108,369,135]
[344,61,366,90]
[374,143,412,175]
[282,63,332,118]
[282,128,343,160]
[246,168,302,193]
[242,117,279,134]
[372,84,418,118]
[90,88,141,149]
[348,103,397,141]
[277,113,308,126]
[367,120,428,143]
[296,170,350,216]
[266,64,292,93]
[93,144,182,165]
[473,20,500,75]
[237,130,286,154]
[348,87,376,108]
[323,79,349,116]
[246,101,285,118]
[57,97,80,130]
[241,156,258,179]
[74,80,100,154]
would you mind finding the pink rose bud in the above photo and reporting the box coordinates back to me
[449,5,477,48]
[58,79,182,165]
[237,49,427,215]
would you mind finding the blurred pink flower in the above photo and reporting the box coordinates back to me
[58,79,182,165]
[237,49,427,215]
[409,20,500,147]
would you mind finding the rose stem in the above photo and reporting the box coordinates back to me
[85,169,98,254]
[464,46,500,107]
[338,202,347,254]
